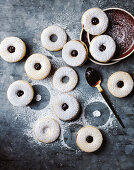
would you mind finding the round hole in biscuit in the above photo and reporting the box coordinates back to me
[62,103,69,111]
[50,34,58,42]
[17,90,24,97]
[8,46,15,53]
[71,50,78,57]
[34,63,41,70]
[117,81,124,88]
[42,127,49,134]
[91,17,99,25]
[62,76,69,83]
[99,44,106,52]
[86,136,93,143]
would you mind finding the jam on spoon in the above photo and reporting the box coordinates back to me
[85,67,103,93]
[85,67,101,87]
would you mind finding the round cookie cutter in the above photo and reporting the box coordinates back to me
[80,8,134,65]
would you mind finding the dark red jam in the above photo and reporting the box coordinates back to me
[91,17,99,25]
[34,63,41,70]
[71,50,78,57]
[50,34,58,42]
[117,81,124,88]
[62,103,69,111]
[99,44,106,52]
[86,136,93,143]
[17,90,24,97]
[85,67,100,87]
[8,46,15,53]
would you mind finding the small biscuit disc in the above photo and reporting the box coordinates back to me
[0,37,26,62]
[53,66,78,92]
[24,53,51,80]
[53,94,80,121]
[81,8,109,35]
[41,25,67,51]
[34,117,60,143]
[107,71,133,98]
[62,40,88,66]
[90,35,116,62]
[76,126,103,152]
[7,80,34,107]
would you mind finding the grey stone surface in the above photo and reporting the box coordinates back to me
[0,0,134,170]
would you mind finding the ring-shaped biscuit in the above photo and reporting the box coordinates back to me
[41,25,67,51]
[0,37,26,62]
[76,126,103,152]
[24,53,51,80]
[53,66,78,93]
[34,117,60,143]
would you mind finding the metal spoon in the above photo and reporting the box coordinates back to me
[85,67,125,128]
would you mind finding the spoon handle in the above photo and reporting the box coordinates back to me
[96,84,103,93]
[96,84,125,128]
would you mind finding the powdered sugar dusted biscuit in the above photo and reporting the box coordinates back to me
[107,71,133,98]
[7,80,34,107]
[41,25,67,51]
[53,66,78,93]
[34,117,60,143]
[24,53,51,80]
[81,8,109,35]
[53,94,80,121]
[0,37,26,62]
[76,126,103,152]
[62,40,88,66]
[90,35,116,62]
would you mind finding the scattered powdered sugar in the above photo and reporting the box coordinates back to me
[22,61,117,150]
[93,110,101,117]
[9,9,118,150]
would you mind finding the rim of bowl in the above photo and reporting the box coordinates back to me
[89,58,120,66]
